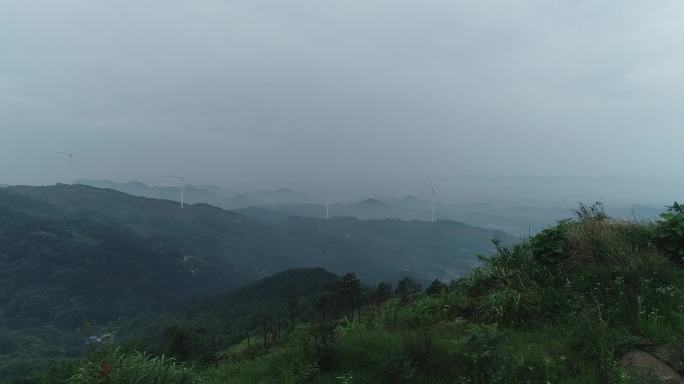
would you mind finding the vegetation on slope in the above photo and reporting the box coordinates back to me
[188,203,684,383]
[19,202,684,384]
[115,268,340,364]
[0,185,509,378]
[2,268,339,383]
[4,184,510,283]
[0,189,248,379]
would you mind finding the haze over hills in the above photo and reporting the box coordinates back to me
[75,179,259,210]
[0,184,513,377]
[6,0,684,381]
[0,183,510,324]
[76,179,666,236]
[0,182,678,381]
[0,186,250,327]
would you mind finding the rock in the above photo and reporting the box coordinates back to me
[621,350,684,384]
[653,345,684,373]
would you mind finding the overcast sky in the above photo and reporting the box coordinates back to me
[2,1,683,204]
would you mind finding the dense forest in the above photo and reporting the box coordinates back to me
[6,202,684,383]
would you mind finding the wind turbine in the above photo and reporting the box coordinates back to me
[50,151,75,183]
[430,182,438,222]
[167,176,186,208]
[325,192,334,219]
[281,188,289,208]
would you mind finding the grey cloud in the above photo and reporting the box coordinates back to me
[1,0,683,204]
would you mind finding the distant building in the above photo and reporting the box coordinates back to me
[84,332,115,345]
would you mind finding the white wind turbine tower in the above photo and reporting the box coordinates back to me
[281,188,289,208]
[430,182,438,222]
[325,192,334,219]
[50,151,75,183]
[167,176,186,208]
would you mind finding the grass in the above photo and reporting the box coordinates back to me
[66,348,202,384]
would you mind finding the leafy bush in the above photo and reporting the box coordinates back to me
[654,202,684,264]
[460,241,561,324]
[530,221,570,265]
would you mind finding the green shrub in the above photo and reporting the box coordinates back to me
[654,202,684,264]
[447,324,506,383]
[461,241,562,324]
[205,349,314,384]
[530,221,570,265]
[4,361,78,384]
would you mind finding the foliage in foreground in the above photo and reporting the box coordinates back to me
[66,348,202,384]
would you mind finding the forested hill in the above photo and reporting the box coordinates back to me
[0,186,250,328]
[0,184,512,326]
[0,184,512,379]
[117,267,342,358]
[4,184,513,284]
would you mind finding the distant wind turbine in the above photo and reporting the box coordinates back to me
[50,151,75,183]
[167,176,186,208]
[51,151,75,167]
[325,192,334,219]
[430,182,438,222]
[281,188,289,208]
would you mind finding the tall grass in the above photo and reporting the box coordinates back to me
[67,348,202,384]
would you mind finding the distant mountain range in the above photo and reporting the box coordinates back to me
[0,183,511,376]
[75,179,666,236]
[1,184,509,325]
[238,197,665,236]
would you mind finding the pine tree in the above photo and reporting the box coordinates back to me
[335,272,362,319]
[371,281,393,305]
[426,279,447,295]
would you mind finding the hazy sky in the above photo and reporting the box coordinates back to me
[2,1,683,204]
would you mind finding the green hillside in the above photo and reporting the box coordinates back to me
[3,267,340,382]
[0,187,250,328]
[21,202,684,383]
[115,268,341,362]
[4,184,511,283]
[0,188,250,378]
[0,185,508,379]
